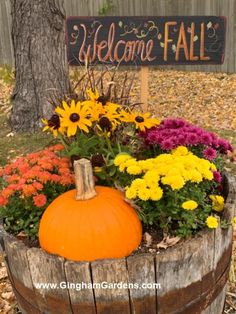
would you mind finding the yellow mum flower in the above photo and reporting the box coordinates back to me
[182,200,198,210]
[138,160,155,171]
[170,177,185,190]
[150,186,163,201]
[202,170,214,181]
[188,170,203,183]
[125,187,137,199]
[124,159,138,167]
[206,216,218,229]
[114,154,132,166]
[131,178,147,190]
[55,100,92,136]
[144,170,160,187]
[138,187,151,201]
[231,217,236,225]
[119,163,127,172]
[209,195,225,212]
[155,154,173,163]
[127,165,142,175]
[162,175,185,190]
[172,146,189,156]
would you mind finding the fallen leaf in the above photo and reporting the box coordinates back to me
[143,232,152,247]
[6,132,14,137]
[1,291,14,301]
[0,266,7,280]
[157,236,181,250]
[16,231,27,239]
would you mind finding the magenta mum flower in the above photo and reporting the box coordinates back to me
[201,133,212,145]
[141,118,233,156]
[203,147,217,160]
[213,171,222,183]
[161,139,175,150]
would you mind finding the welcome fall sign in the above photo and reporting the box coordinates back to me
[66,16,226,66]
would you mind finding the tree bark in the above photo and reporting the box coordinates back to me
[10,0,71,132]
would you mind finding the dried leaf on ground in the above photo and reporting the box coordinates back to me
[157,235,181,249]
[143,232,152,247]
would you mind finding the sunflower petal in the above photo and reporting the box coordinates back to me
[70,99,76,111]
[43,126,49,132]
[62,101,70,111]
[55,107,67,117]
[68,123,77,136]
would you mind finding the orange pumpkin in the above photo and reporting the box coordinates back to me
[39,158,142,261]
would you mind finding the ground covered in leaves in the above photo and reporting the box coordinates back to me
[0,67,235,313]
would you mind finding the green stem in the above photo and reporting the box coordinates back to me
[104,134,115,157]
[58,135,69,153]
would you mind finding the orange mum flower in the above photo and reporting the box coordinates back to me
[6,174,20,184]
[32,182,44,191]
[1,188,14,199]
[50,174,61,183]
[60,175,74,185]
[33,194,47,207]
[22,185,37,197]
[18,164,30,175]
[58,168,71,175]
[49,144,64,151]
[0,195,8,206]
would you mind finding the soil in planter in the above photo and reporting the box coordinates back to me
[132,225,165,255]
[12,224,165,256]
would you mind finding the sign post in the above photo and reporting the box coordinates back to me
[140,66,149,111]
[66,16,226,110]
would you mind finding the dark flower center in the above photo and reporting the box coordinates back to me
[91,154,105,167]
[48,114,60,129]
[98,116,112,131]
[70,113,80,122]
[135,116,144,123]
[96,95,108,106]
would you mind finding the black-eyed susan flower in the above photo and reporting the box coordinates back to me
[87,88,100,102]
[42,114,64,137]
[122,112,160,132]
[55,100,92,136]
[87,88,121,112]
[97,116,113,132]
[90,154,105,167]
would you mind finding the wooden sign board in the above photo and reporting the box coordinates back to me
[66,16,226,66]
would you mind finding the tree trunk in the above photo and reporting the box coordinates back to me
[10,0,71,132]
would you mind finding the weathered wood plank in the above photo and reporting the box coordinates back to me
[127,253,156,314]
[27,248,72,314]
[202,284,227,314]
[156,233,206,314]
[4,236,41,312]
[64,260,96,314]
[91,258,130,314]
[200,231,215,294]
[156,246,182,313]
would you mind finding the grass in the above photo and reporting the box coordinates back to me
[0,114,55,166]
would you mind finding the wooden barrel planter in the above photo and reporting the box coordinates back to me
[0,173,235,314]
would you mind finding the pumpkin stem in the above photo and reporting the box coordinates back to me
[74,159,97,200]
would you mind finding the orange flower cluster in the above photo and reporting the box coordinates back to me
[0,144,74,208]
